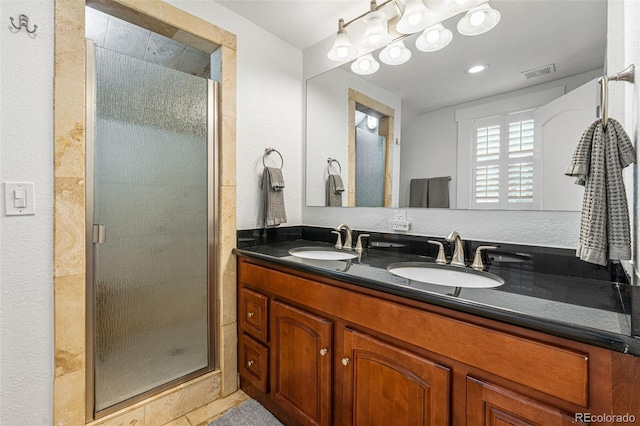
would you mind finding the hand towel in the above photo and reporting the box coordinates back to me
[427,177,450,208]
[565,118,636,265]
[409,179,429,207]
[262,167,287,227]
[326,174,344,207]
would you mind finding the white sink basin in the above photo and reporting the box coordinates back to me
[288,247,359,261]
[386,262,504,289]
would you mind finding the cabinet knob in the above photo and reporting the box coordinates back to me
[248,312,254,318]
[247,360,254,367]
[320,348,328,356]
[341,357,350,366]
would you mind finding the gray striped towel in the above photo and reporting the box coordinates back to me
[326,174,344,206]
[565,118,635,265]
[262,167,287,227]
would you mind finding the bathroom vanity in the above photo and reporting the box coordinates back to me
[234,232,640,425]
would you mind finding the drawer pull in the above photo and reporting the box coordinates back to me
[341,357,350,366]
[320,348,328,356]
[247,360,254,367]
[248,312,254,318]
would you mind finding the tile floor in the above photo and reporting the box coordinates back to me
[162,390,250,426]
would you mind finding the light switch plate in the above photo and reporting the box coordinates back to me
[4,182,35,216]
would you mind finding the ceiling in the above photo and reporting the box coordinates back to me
[215,0,366,50]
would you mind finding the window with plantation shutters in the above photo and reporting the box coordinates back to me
[472,110,535,209]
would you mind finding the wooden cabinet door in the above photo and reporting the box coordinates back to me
[271,300,333,426]
[466,377,585,426]
[341,328,450,426]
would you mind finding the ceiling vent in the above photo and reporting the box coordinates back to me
[522,64,556,80]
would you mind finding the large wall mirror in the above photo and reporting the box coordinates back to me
[305,0,606,210]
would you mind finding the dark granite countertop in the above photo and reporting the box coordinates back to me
[234,234,640,356]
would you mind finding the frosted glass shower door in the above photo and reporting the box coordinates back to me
[90,46,213,412]
[355,127,386,207]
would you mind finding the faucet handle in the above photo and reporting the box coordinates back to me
[355,234,370,254]
[471,246,498,271]
[428,240,447,264]
[331,230,343,249]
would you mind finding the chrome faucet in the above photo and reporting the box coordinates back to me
[446,231,466,267]
[334,224,353,250]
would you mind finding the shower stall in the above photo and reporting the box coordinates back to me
[85,41,218,416]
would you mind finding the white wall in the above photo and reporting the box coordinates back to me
[167,0,304,230]
[0,1,54,424]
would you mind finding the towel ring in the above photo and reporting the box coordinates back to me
[327,158,342,176]
[598,64,635,129]
[263,148,283,169]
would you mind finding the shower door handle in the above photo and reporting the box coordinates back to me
[93,224,106,244]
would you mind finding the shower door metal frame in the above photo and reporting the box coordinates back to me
[85,39,219,420]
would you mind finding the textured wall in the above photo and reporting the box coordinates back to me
[304,206,580,248]
[0,1,55,424]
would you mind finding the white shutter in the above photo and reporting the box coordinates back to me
[474,119,500,205]
[472,112,536,209]
[507,117,534,204]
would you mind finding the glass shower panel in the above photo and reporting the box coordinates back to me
[355,124,386,207]
[93,46,209,411]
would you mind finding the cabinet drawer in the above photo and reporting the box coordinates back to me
[239,333,269,394]
[239,287,269,343]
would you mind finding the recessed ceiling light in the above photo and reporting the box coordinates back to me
[466,64,489,74]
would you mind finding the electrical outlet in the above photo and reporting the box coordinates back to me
[393,210,407,221]
[389,219,410,231]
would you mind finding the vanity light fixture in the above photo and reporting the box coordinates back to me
[351,53,381,75]
[415,23,453,52]
[328,0,501,75]
[379,40,412,65]
[327,18,360,61]
[457,2,501,36]
[395,0,438,34]
[360,0,393,48]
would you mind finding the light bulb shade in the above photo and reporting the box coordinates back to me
[327,31,359,62]
[360,10,392,48]
[380,40,411,65]
[440,0,484,14]
[457,2,501,36]
[379,40,412,65]
[351,53,380,75]
[395,0,437,34]
[415,23,453,52]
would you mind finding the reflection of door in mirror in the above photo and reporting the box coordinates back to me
[348,88,394,207]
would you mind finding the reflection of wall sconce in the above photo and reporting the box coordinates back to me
[379,40,412,65]
[366,115,378,130]
[351,53,380,75]
[327,0,501,75]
